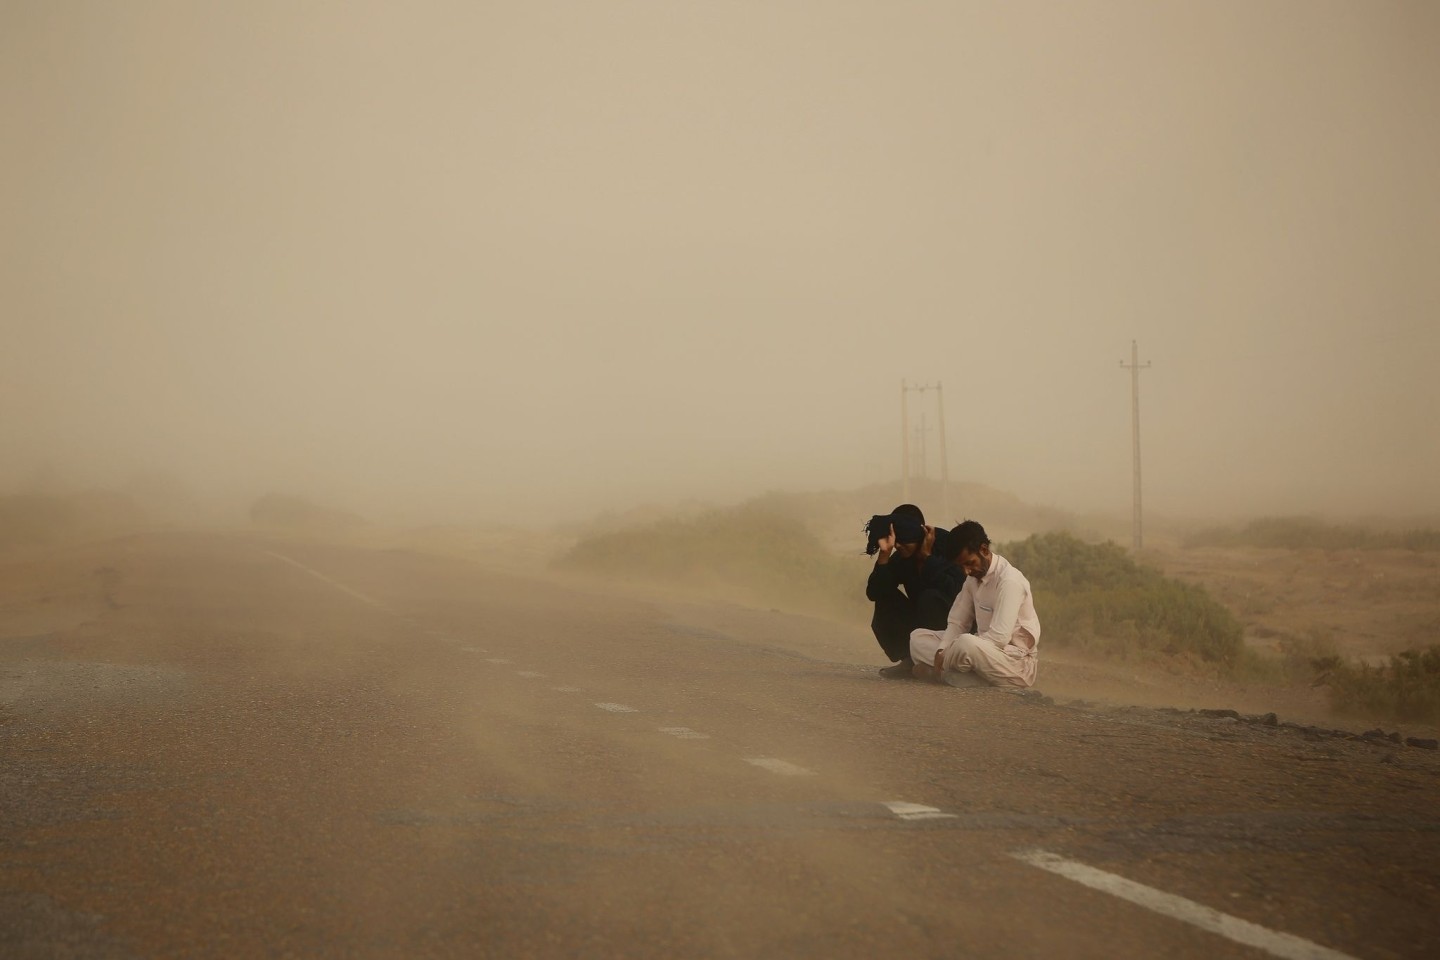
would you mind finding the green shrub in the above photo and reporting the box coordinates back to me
[1323,646,1440,724]
[1003,532,1245,665]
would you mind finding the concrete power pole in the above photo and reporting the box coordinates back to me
[914,414,928,480]
[936,382,950,522]
[900,381,948,514]
[900,380,911,501]
[1119,341,1152,550]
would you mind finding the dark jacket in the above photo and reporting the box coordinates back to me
[865,528,966,615]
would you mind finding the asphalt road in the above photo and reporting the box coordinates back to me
[3,533,1438,959]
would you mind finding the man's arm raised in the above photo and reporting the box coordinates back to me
[865,525,902,602]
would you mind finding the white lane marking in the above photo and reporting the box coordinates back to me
[265,551,382,608]
[553,686,581,693]
[743,758,815,776]
[516,671,544,678]
[484,658,513,664]
[659,727,710,740]
[882,801,956,821]
[458,646,486,653]
[1011,850,1358,960]
[595,703,638,713]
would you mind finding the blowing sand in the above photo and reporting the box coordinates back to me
[3,529,1436,740]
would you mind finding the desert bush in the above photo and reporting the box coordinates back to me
[559,514,1245,667]
[1233,628,1340,685]
[1003,532,1245,665]
[1322,646,1440,724]
[1400,529,1440,551]
[556,503,866,619]
[1186,516,1440,551]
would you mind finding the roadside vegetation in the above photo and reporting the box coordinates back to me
[1185,516,1440,551]
[1001,532,1244,666]
[559,505,1244,667]
[561,503,1438,725]
[555,502,866,620]
[1314,647,1440,725]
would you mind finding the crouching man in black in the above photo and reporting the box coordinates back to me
[865,504,966,680]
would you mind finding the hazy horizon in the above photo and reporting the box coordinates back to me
[4,1,1437,527]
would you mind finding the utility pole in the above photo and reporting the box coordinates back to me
[936,382,949,521]
[913,414,928,480]
[900,381,949,514]
[1119,341,1151,550]
[900,380,911,501]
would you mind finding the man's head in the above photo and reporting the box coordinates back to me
[866,505,927,556]
[891,504,924,524]
[890,504,925,557]
[948,519,993,579]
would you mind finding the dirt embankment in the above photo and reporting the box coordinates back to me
[1148,544,1440,663]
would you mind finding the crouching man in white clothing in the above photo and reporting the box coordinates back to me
[910,520,1040,687]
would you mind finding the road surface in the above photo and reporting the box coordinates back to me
[3,533,1437,958]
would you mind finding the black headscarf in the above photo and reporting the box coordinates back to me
[864,513,926,556]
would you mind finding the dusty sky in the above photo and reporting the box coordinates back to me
[3,1,1437,524]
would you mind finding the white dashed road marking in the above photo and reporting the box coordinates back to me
[265,551,383,608]
[659,727,710,740]
[743,758,815,776]
[260,558,1362,960]
[882,801,957,821]
[1011,850,1358,960]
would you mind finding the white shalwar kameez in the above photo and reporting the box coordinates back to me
[910,553,1041,688]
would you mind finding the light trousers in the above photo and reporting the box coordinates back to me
[910,629,1038,688]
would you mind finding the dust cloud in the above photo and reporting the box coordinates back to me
[3,1,1437,528]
